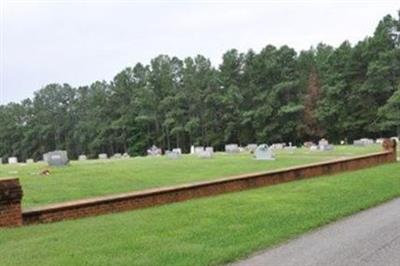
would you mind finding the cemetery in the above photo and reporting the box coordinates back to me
[1,4,400,266]
[0,143,386,208]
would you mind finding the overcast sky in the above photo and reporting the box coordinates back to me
[0,0,399,104]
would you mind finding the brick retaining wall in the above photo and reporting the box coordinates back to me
[0,140,397,227]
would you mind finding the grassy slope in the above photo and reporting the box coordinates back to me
[0,161,399,266]
[0,145,381,207]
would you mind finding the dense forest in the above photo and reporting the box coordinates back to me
[1,13,400,161]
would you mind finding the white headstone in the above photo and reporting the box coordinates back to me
[172,148,182,154]
[112,153,122,159]
[166,150,181,159]
[318,138,331,151]
[43,153,50,162]
[321,144,334,151]
[122,152,130,158]
[285,146,296,154]
[303,141,314,148]
[78,155,87,161]
[147,145,162,156]
[254,144,275,160]
[225,144,239,153]
[190,145,195,154]
[310,145,319,151]
[194,146,204,155]
[26,159,34,164]
[246,144,258,153]
[205,147,214,153]
[99,153,108,160]
[198,149,213,159]
[8,157,18,164]
[318,139,334,151]
[353,138,374,146]
[271,143,285,150]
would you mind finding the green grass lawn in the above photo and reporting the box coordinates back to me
[0,161,399,266]
[0,145,381,208]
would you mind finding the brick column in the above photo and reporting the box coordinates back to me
[0,178,23,227]
[382,138,397,161]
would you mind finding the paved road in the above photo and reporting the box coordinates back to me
[232,198,400,266]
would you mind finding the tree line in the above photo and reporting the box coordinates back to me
[1,13,400,161]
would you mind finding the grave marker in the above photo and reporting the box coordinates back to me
[78,155,87,161]
[225,144,239,153]
[246,144,258,153]
[112,153,122,159]
[303,141,315,148]
[254,144,275,160]
[43,153,50,162]
[8,157,18,164]
[198,149,213,159]
[205,147,214,153]
[147,145,162,156]
[194,146,204,155]
[353,138,374,146]
[310,145,319,151]
[98,153,108,160]
[318,138,333,151]
[166,150,181,159]
[172,148,182,154]
[47,151,69,167]
[271,143,285,150]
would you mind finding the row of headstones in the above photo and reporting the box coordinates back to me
[46,152,131,163]
[148,146,212,159]
[0,157,34,165]
[0,151,131,166]
[354,137,398,146]
[45,151,131,166]
[305,136,398,149]
[303,139,334,151]
[148,144,275,160]
[224,143,298,154]
[0,151,71,166]
[96,153,131,160]
[224,144,278,159]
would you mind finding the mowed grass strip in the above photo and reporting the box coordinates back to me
[0,161,399,266]
[0,145,381,207]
